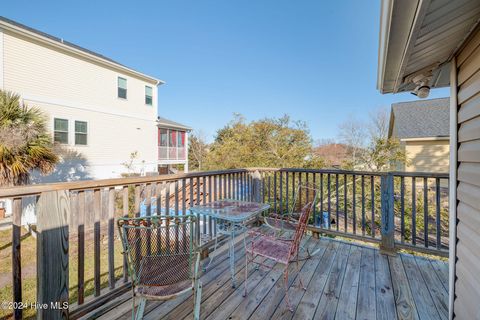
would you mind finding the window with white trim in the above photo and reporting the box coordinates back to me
[75,121,88,145]
[54,118,68,144]
[145,86,153,105]
[118,77,127,99]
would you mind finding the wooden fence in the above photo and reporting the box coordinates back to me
[0,168,448,319]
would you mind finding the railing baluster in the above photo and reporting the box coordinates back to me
[228,173,232,198]
[320,173,324,226]
[279,171,283,213]
[436,178,441,250]
[12,197,22,320]
[412,177,416,246]
[208,176,212,236]
[353,174,356,234]
[285,172,289,213]
[371,176,375,238]
[306,172,310,202]
[202,176,207,235]
[165,182,171,252]
[298,172,303,205]
[400,176,405,244]
[93,188,101,297]
[78,191,86,301]
[182,179,187,216]
[335,174,340,231]
[361,175,365,236]
[145,184,152,256]
[313,173,317,226]
[424,177,429,248]
[174,180,180,252]
[122,186,129,282]
[213,175,217,236]
[273,171,277,212]
[107,187,115,289]
[196,177,201,243]
[328,174,332,230]
[344,174,347,233]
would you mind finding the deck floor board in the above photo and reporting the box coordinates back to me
[84,236,449,320]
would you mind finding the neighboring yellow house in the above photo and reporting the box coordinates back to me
[388,97,450,173]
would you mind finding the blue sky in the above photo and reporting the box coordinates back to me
[3,1,449,142]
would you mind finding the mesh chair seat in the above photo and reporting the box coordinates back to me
[247,236,291,264]
[137,254,191,291]
[136,279,192,298]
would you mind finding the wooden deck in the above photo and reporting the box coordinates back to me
[85,235,448,320]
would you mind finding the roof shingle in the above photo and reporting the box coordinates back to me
[389,97,450,139]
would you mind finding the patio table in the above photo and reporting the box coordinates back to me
[190,199,270,287]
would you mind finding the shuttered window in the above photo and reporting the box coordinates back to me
[118,77,127,99]
[54,118,68,144]
[75,121,88,145]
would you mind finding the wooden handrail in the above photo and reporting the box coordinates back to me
[0,168,251,197]
[0,167,449,198]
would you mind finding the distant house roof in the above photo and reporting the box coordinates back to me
[388,97,450,140]
[157,117,192,131]
[314,143,349,168]
[0,16,163,85]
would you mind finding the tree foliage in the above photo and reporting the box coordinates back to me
[338,108,407,171]
[188,130,209,171]
[203,114,323,170]
[0,90,58,185]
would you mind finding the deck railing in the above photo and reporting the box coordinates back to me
[256,168,449,257]
[158,146,187,161]
[0,167,448,319]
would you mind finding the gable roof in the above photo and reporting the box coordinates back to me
[0,16,163,85]
[157,117,192,131]
[388,97,450,139]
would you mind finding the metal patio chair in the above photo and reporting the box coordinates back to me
[263,185,319,257]
[244,199,316,312]
[118,215,202,320]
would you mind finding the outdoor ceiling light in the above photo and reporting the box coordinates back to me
[412,85,430,99]
[410,74,431,99]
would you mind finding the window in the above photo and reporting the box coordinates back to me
[177,131,185,147]
[118,77,127,99]
[75,121,88,145]
[159,128,168,146]
[169,130,177,147]
[145,86,153,105]
[54,118,68,144]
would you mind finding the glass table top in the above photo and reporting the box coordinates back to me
[190,199,270,222]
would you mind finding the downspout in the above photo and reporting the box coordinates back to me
[448,57,458,320]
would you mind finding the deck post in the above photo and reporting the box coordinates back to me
[380,173,396,256]
[36,190,70,319]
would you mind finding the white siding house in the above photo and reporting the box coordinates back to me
[0,16,163,181]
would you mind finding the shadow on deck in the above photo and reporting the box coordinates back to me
[85,235,448,320]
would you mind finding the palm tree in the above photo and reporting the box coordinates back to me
[0,90,58,186]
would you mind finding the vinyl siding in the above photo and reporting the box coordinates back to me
[404,140,450,173]
[1,30,159,180]
[454,27,480,318]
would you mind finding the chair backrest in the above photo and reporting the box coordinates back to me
[117,215,196,286]
[287,185,317,217]
[288,198,316,260]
